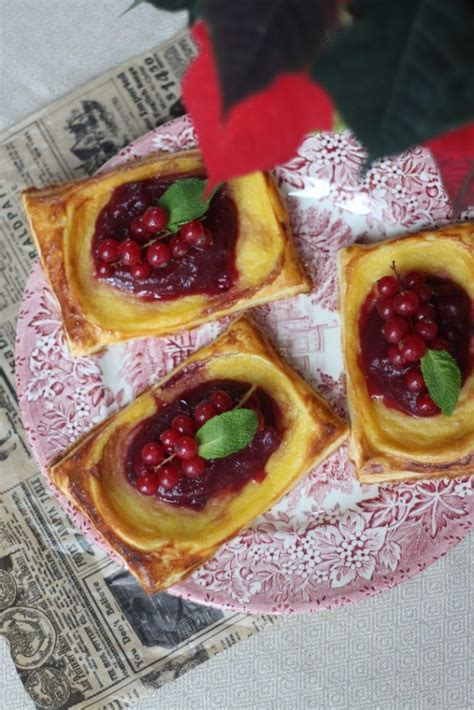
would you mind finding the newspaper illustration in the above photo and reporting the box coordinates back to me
[0,29,275,709]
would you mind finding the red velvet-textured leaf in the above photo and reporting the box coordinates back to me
[183,22,334,187]
[424,124,474,214]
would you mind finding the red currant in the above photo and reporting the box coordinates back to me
[158,463,181,490]
[414,319,438,341]
[393,290,420,317]
[416,303,437,321]
[376,297,394,320]
[194,402,217,426]
[217,274,231,291]
[400,334,427,362]
[387,345,408,369]
[172,415,196,436]
[174,436,198,460]
[136,474,159,495]
[416,393,440,417]
[98,238,119,263]
[377,275,399,297]
[210,390,233,413]
[141,442,165,466]
[170,235,189,258]
[97,261,113,277]
[130,261,151,280]
[195,227,213,248]
[431,337,449,351]
[160,428,180,452]
[179,219,205,245]
[402,270,423,288]
[134,460,149,479]
[143,206,168,233]
[383,316,410,344]
[146,242,171,268]
[414,283,432,302]
[181,456,206,478]
[404,368,426,393]
[118,239,141,267]
[130,216,149,241]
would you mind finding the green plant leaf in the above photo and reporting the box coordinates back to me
[314,0,474,162]
[200,0,338,111]
[158,178,222,232]
[420,349,462,416]
[196,408,258,460]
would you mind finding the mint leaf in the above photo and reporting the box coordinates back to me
[196,409,258,460]
[158,178,222,233]
[420,349,461,416]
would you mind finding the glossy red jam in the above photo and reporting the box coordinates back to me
[91,174,238,300]
[359,276,472,416]
[126,380,282,509]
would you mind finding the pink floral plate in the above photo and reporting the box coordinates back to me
[16,115,473,614]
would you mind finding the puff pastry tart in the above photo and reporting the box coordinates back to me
[22,149,310,356]
[339,223,474,484]
[49,317,348,593]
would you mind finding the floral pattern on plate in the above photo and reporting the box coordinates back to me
[16,115,472,613]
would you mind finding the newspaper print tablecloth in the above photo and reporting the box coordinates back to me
[0,29,275,709]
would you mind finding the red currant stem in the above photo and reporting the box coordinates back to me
[142,216,208,249]
[235,384,257,409]
[151,453,176,471]
[142,230,171,248]
[389,260,416,335]
[389,260,404,291]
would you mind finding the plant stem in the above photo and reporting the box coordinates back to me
[235,384,257,409]
[152,453,176,472]
[142,230,171,248]
[389,260,404,290]
[389,260,415,333]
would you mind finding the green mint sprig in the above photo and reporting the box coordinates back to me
[420,349,462,417]
[196,408,258,460]
[158,178,222,233]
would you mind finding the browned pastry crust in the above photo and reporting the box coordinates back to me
[49,317,349,593]
[339,223,474,484]
[22,149,311,356]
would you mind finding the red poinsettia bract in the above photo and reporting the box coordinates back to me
[183,22,335,187]
[424,124,474,214]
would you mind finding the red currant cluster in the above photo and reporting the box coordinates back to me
[376,269,446,416]
[96,206,213,280]
[134,389,264,497]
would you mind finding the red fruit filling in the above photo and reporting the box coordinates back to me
[126,380,282,509]
[92,174,238,300]
[359,271,471,417]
